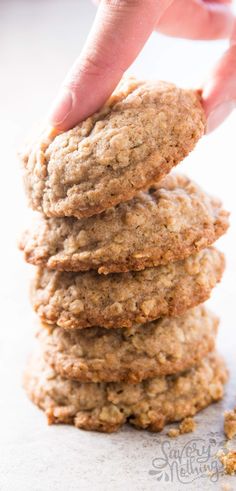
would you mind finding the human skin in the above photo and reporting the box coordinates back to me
[48,0,235,133]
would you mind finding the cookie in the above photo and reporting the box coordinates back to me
[19,174,229,274]
[31,247,224,329]
[40,306,218,383]
[21,78,205,219]
[23,352,228,433]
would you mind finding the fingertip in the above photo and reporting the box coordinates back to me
[48,87,75,131]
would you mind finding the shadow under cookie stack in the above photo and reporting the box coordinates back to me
[20,79,229,433]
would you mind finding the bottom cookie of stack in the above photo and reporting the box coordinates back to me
[24,352,228,433]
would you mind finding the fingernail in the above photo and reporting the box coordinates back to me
[49,88,74,127]
[207,101,236,133]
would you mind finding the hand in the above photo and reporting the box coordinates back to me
[49,0,234,132]
[203,18,236,131]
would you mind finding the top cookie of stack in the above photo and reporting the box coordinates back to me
[21,78,205,220]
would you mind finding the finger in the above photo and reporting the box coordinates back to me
[231,16,236,45]
[49,0,174,131]
[156,0,234,40]
[202,26,236,132]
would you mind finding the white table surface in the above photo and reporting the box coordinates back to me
[0,1,236,490]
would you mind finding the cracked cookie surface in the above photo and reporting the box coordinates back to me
[23,352,228,433]
[19,174,228,274]
[21,79,205,219]
[31,247,224,329]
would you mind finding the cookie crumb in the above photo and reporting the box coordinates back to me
[221,483,232,491]
[168,428,180,438]
[179,417,196,434]
[167,417,196,437]
[218,450,236,475]
[224,409,236,439]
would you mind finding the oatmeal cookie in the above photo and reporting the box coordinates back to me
[23,352,228,433]
[21,79,205,219]
[39,306,218,383]
[31,248,224,329]
[19,174,228,274]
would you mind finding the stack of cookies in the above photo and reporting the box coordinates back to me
[20,79,229,433]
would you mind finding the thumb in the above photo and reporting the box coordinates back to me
[49,0,173,131]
